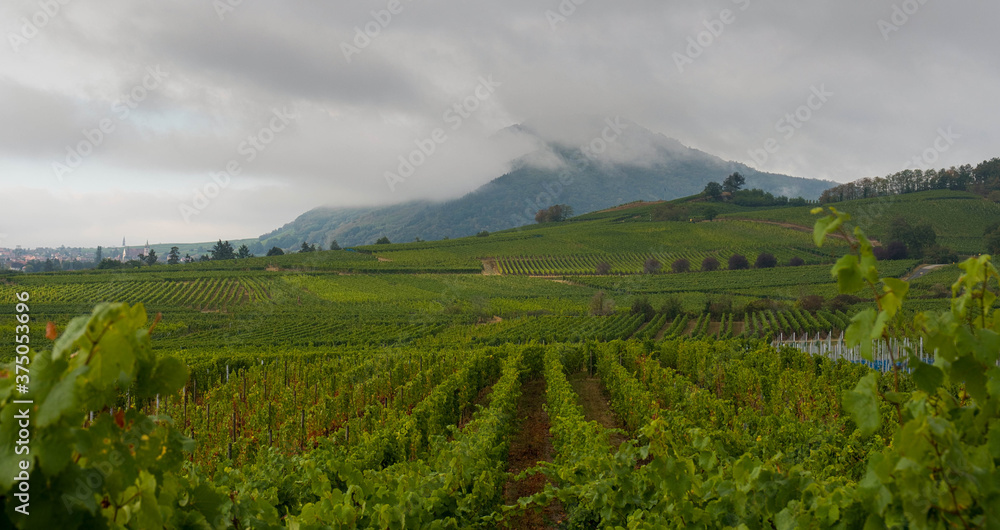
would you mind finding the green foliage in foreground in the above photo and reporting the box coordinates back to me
[1,207,999,528]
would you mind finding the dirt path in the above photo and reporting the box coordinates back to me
[654,317,677,340]
[567,372,626,447]
[501,379,564,529]
[903,263,946,281]
[630,320,651,339]
[481,258,500,276]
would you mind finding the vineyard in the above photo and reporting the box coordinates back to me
[1,204,999,528]
[730,189,1000,254]
[494,247,822,275]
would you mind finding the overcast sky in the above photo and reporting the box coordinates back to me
[1,0,997,248]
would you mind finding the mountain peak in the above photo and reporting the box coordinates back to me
[259,122,836,248]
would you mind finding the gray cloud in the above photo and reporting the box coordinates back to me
[0,0,997,247]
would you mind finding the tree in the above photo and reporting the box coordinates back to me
[266,246,284,256]
[723,172,745,194]
[198,254,211,262]
[886,241,909,260]
[643,257,661,274]
[210,240,236,260]
[660,296,683,319]
[535,204,573,223]
[671,258,690,273]
[476,231,489,237]
[887,216,936,258]
[596,261,611,275]
[729,254,750,270]
[701,256,720,272]
[703,181,723,201]
[300,242,314,253]
[94,246,103,264]
[145,249,158,266]
[167,246,180,265]
[798,294,825,313]
[183,253,193,264]
[631,296,655,321]
[754,252,777,269]
[97,258,124,270]
[237,244,252,259]
[876,241,909,260]
[375,236,391,245]
[923,245,958,264]
[788,256,805,267]
[589,291,614,316]
[330,240,341,250]
[703,207,718,221]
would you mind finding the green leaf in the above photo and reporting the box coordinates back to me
[775,508,796,530]
[85,325,136,391]
[952,355,988,403]
[139,356,189,398]
[51,316,90,361]
[972,329,1000,366]
[34,427,75,476]
[833,255,865,294]
[884,391,909,405]
[910,358,944,394]
[881,278,910,318]
[846,309,880,360]
[843,373,882,437]
[988,367,1000,400]
[36,365,86,428]
[989,420,1000,459]
[813,215,842,247]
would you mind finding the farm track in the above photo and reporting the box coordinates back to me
[568,372,626,447]
[630,320,651,340]
[654,317,676,340]
[903,263,947,281]
[502,379,564,529]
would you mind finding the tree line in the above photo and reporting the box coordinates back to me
[819,157,1000,203]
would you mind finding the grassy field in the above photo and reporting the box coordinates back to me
[726,190,1000,254]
